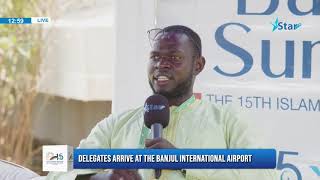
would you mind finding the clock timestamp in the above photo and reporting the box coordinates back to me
[8,18,24,24]
[0,18,31,24]
[0,17,50,24]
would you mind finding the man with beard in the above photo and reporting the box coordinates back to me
[47,25,277,180]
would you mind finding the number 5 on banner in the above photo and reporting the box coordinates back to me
[277,151,302,180]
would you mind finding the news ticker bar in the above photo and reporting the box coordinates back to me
[73,149,276,169]
[0,17,50,24]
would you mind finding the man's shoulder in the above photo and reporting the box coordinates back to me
[106,106,144,124]
[119,106,144,118]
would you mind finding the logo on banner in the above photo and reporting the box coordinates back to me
[271,18,302,32]
[212,1,320,79]
[310,165,320,176]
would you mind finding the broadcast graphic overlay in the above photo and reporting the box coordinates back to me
[43,146,277,171]
[0,17,51,24]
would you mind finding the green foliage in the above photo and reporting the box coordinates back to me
[0,0,44,116]
[0,0,52,171]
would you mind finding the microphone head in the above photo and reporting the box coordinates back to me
[144,94,170,129]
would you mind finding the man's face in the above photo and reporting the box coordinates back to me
[148,32,195,99]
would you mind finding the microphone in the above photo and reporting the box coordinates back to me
[144,94,170,179]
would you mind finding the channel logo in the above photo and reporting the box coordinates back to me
[271,17,302,32]
[46,152,64,161]
[42,145,73,172]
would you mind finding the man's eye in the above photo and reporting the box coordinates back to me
[151,55,160,60]
[171,56,182,61]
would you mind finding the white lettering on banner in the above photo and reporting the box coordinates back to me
[179,155,226,163]
[143,155,155,162]
[205,94,320,112]
[156,155,179,162]
[226,155,252,163]
[78,155,112,163]
[112,155,134,163]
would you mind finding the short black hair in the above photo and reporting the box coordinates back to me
[162,25,202,58]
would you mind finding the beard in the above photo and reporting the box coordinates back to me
[149,71,194,100]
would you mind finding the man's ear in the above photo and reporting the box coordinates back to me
[194,56,206,75]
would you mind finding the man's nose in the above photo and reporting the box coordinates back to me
[156,57,172,69]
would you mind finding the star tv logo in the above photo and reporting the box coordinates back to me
[271,18,302,32]
[144,104,165,112]
[310,165,320,176]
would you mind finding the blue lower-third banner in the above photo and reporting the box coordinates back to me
[73,149,276,169]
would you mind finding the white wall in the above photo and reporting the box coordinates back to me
[112,0,156,113]
[38,0,114,101]
[32,94,111,146]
